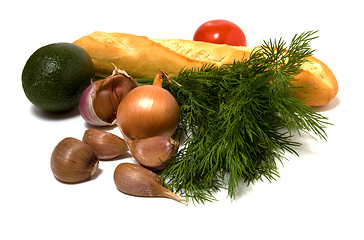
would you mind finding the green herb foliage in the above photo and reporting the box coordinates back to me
[160,31,330,204]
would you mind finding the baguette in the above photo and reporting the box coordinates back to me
[73,31,338,106]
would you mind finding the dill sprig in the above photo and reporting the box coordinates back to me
[161,31,330,204]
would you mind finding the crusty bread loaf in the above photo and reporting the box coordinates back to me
[73,31,338,106]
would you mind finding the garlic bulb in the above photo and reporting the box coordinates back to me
[79,68,138,126]
[50,137,99,183]
[128,136,179,171]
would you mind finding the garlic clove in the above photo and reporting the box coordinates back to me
[113,163,186,204]
[50,137,99,184]
[82,129,129,160]
[128,136,179,171]
[79,69,138,126]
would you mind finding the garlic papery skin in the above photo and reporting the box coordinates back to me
[51,137,99,184]
[79,69,138,126]
[128,136,179,171]
[79,82,113,126]
[82,129,129,160]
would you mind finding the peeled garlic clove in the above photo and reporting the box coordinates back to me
[113,163,186,204]
[51,137,99,184]
[128,136,179,171]
[79,69,138,126]
[82,129,129,160]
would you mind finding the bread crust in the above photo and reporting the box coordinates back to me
[73,31,338,106]
[292,56,338,106]
[74,32,206,78]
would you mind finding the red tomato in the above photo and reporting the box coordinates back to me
[193,20,247,46]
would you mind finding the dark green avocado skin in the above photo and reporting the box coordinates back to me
[22,42,94,112]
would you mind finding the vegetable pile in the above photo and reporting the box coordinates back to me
[23,22,332,204]
[160,31,330,203]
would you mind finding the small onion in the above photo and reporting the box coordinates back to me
[117,85,180,140]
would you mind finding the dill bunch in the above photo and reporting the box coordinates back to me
[161,31,331,204]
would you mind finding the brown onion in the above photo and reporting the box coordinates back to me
[116,84,180,140]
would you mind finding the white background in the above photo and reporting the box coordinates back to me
[1,0,363,239]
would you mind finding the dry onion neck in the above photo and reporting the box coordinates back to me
[153,70,182,88]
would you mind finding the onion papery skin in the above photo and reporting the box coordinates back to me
[79,82,114,126]
[117,85,180,140]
